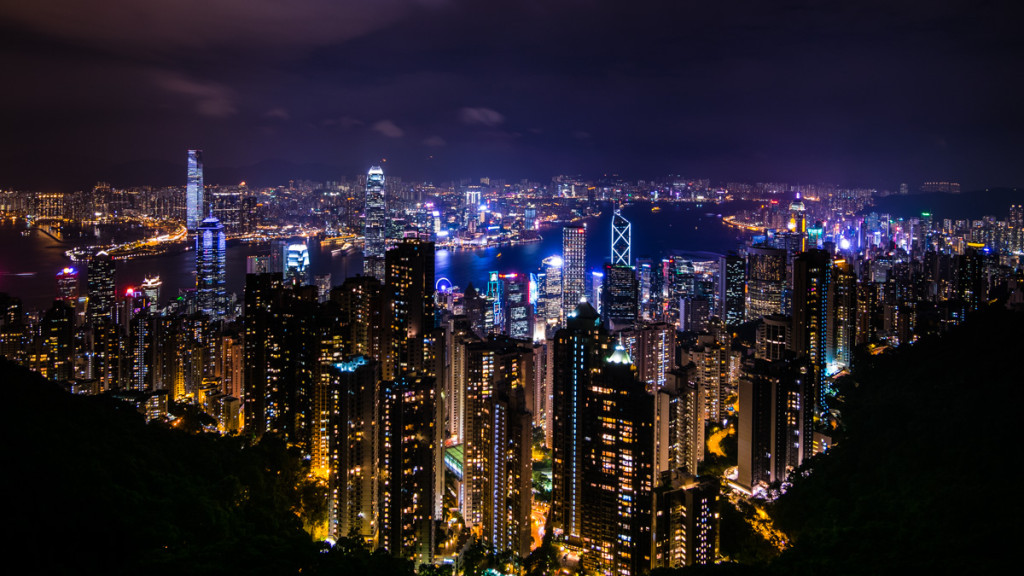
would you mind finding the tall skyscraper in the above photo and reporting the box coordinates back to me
[718,253,745,327]
[562,224,586,319]
[551,301,607,542]
[55,267,79,303]
[186,149,204,231]
[602,263,638,330]
[611,209,631,266]
[363,166,387,281]
[196,215,227,318]
[539,255,564,332]
[384,236,435,380]
[378,374,443,565]
[792,249,832,412]
[87,252,115,323]
[580,344,655,576]
[746,246,787,321]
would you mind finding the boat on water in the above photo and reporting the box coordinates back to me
[651,206,661,213]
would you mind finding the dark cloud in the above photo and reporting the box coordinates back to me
[459,107,505,127]
[372,120,405,138]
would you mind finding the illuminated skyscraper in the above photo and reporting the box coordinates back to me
[718,253,745,327]
[562,224,586,319]
[602,263,638,330]
[551,301,607,542]
[611,209,631,266]
[186,149,204,231]
[87,252,115,323]
[539,255,564,330]
[284,243,310,285]
[746,246,787,321]
[363,166,387,281]
[384,236,435,380]
[379,374,443,565]
[580,344,655,576]
[55,267,79,303]
[793,249,832,412]
[196,215,227,318]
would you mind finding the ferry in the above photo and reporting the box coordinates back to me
[651,206,661,213]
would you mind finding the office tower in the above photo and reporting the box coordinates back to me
[384,236,435,380]
[87,252,115,323]
[654,475,720,569]
[792,249,832,412]
[539,255,564,331]
[718,254,745,327]
[602,263,638,330]
[461,337,533,557]
[636,258,654,318]
[499,273,534,341]
[284,242,310,286]
[196,215,227,318]
[378,374,443,565]
[562,224,586,319]
[589,270,604,314]
[757,314,791,361]
[829,258,857,370]
[140,276,161,312]
[737,358,812,491]
[363,166,387,281]
[41,300,74,381]
[746,246,787,321]
[611,209,631,266]
[186,149,204,231]
[580,344,655,576]
[55,267,79,303]
[551,301,608,542]
[320,356,379,544]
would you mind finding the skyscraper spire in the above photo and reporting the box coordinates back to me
[611,208,631,266]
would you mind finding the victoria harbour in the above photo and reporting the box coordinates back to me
[1,201,749,310]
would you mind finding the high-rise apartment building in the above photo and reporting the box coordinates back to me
[186,149,204,231]
[363,166,387,281]
[196,215,227,318]
[378,374,443,565]
[562,224,587,319]
[384,236,435,380]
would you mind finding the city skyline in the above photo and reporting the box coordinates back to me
[2,1,1022,190]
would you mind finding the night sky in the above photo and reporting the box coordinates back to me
[1,1,1021,190]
